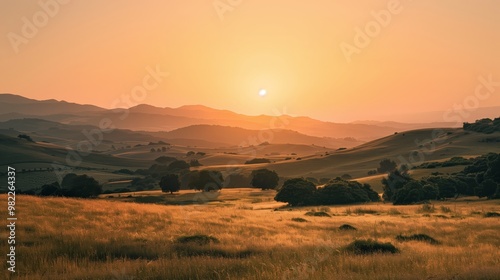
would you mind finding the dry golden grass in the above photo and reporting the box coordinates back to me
[2,189,500,279]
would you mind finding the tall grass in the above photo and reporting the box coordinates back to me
[2,193,499,279]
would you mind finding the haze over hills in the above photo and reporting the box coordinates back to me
[2,93,494,141]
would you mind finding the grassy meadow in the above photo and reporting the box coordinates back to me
[3,189,500,280]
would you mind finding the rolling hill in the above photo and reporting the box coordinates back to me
[0,93,471,140]
[200,128,500,180]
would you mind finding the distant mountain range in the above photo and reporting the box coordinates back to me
[2,93,493,142]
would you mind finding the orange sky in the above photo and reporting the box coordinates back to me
[1,0,499,122]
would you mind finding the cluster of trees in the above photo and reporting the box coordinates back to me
[274,177,380,206]
[150,147,169,153]
[18,134,34,142]
[416,156,472,169]
[40,173,102,198]
[463,118,500,134]
[383,153,500,204]
[160,170,224,193]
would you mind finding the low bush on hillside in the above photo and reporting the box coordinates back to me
[275,177,380,206]
[344,239,399,255]
[291,217,308,223]
[395,234,440,245]
[176,235,220,245]
[305,211,331,217]
[339,224,357,231]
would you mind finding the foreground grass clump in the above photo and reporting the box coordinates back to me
[484,211,500,217]
[344,239,399,255]
[339,224,357,231]
[395,234,440,245]
[305,211,331,217]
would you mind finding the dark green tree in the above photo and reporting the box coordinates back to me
[251,169,279,190]
[377,159,397,174]
[275,178,316,206]
[159,174,181,194]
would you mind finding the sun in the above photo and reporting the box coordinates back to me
[259,89,267,97]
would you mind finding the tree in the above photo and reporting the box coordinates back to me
[377,159,397,174]
[191,170,224,192]
[40,182,63,196]
[275,178,316,206]
[168,160,190,171]
[154,156,177,164]
[250,169,279,190]
[424,176,457,199]
[475,179,498,199]
[189,160,202,167]
[159,174,181,194]
[63,174,102,198]
[381,169,412,202]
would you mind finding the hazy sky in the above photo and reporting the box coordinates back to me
[1,0,499,122]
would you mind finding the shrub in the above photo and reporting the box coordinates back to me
[175,235,220,245]
[353,208,378,215]
[395,234,440,245]
[305,211,331,217]
[339,224,357,231]
[344,239,399,255]
[154,156,177,164]
[417,203,435,213]
[18,134,34,142]
[484,212,500,218]
[291,217,308,223]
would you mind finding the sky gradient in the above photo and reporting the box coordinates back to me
[1,0,499,122]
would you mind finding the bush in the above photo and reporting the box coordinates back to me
[154,156,177,164]
[339,224,357,231]
[395,234,440,245]
[250,169,279,190]
[175,235,220,245]
[291,217,308,223]
[305,211,331,217]
[18,134,34,142]
[483,212,500,218]
[344,239,399,255]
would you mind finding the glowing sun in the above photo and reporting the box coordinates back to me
[259,89,267,97]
